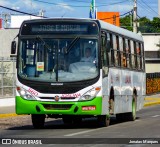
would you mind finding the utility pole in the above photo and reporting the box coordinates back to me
[39,9,45,17]
[2,13,10,28]
[133,0,137,33]
[158,0,160,18]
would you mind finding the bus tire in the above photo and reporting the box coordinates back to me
[97,115,110,127]
[31,114,45,129]
[109,87,114,114]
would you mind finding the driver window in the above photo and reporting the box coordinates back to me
[101,31,109,77]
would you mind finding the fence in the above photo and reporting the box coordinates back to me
[0,57,16,98]
[146,72,160,95]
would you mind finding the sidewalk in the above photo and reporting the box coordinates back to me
[0,98,15,107]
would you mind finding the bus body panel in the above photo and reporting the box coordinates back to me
[105,68,145,114]
[16,72,106,116]
[15,96,102,115]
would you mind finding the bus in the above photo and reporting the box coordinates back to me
[11,18,146,128]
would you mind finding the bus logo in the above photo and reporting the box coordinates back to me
[55,95,60,102]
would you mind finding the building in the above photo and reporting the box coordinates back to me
[142,33,160,73]
[0,29,19,57]
[97,12,120,26]
[10,15,42,28]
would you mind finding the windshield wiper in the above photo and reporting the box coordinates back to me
[65,36,80,54]
[36,35,51,51]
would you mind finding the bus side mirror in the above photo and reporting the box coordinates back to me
[11,41,16,54]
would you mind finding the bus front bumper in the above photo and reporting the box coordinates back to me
[15,96,102,116]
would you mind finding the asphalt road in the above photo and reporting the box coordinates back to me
[1,105,160,146]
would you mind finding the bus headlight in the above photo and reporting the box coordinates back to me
[79,87,101,101]
[17,87,36,100]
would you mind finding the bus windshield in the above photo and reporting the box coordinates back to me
[18,37,98,82]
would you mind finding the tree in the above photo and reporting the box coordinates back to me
[151,17,160,32]
[120,15,160,33]
[138,17,152,33]
[120,15,133,31]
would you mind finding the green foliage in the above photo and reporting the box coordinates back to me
[120,15,160,33]
[120,15,133,31]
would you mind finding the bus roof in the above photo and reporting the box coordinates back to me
[97,19,143,42]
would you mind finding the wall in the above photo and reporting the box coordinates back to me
[0,29,19,57]
[142,33,160,51]
[146,63,160,73]
[10,15,41,28]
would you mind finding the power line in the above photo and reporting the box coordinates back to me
[140,0,159,16]
[0,5,47,18]
[136,0,159,18]
[32,0,129,8]
[64,0,128,5]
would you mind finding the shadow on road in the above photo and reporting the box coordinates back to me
[5,116,140,130]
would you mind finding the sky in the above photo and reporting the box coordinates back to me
[0,0,159,20]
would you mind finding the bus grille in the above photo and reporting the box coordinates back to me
[39,97,76,100]
[43,104,73,110]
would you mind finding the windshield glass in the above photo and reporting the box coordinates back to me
[18,37,99,82]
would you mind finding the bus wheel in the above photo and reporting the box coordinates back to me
[31,114,45,129]
[97,115,110,127]
[126,95,137,121]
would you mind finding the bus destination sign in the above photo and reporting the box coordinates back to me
[31,24,88,33]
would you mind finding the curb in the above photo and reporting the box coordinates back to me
[144,97,160,107]
[0,113,18,118]
[144,101,160,107]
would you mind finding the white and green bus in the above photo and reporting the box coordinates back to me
[11,18,146,128]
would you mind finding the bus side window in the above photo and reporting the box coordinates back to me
[125,39,131,68]
[141,43,145,71]
[113,35,120,66]
[134,41,138,69]
[101,32,108,66]
[110,33,114,66]
[130,40,135,68]
[136,42,141,70]
[119,36,126,67]
[102,32,110,77]
[105,32,112,66]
